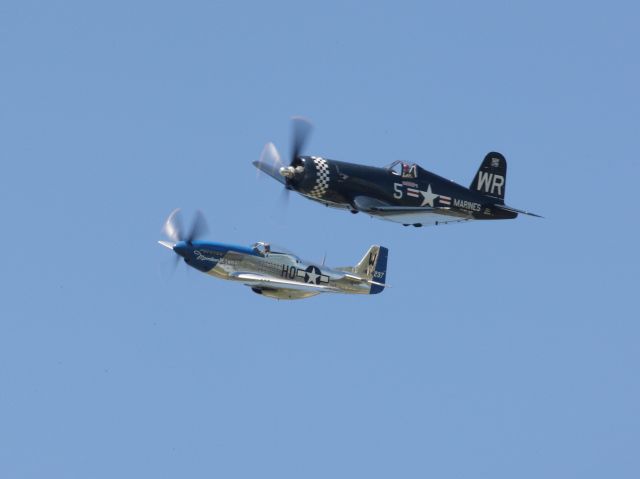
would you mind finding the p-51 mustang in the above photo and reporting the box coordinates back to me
[158,209,388,300]
[254,118,541,227]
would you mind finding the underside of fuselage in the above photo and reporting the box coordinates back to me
[250,287,320,300]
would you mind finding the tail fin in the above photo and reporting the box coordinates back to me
[354,245,388,294]
[470,152,507,202]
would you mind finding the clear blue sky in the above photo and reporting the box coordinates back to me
[1,1,639,477]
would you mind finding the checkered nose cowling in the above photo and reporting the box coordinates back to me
[301,157,331,199]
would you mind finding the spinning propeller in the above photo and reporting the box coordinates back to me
[289,116,313,170]
[254,117,313,204]
[159,208,209,269]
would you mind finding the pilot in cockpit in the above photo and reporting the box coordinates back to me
[253,242,271,255]
[402,163,417,178]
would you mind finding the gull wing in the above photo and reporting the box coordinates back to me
[352,195,471,225]
[366,205,471,225]
[229,272,341,293]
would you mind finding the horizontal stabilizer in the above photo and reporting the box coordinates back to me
[341,272,390,288]
[495,204,543,218]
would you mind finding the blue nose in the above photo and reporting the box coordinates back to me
[173,241,190,258]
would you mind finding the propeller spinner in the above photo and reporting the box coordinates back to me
[159,208,209,270]
[254,117,313,186]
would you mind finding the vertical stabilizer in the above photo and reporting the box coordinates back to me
[470,152,507,202]
[354,245,388,294]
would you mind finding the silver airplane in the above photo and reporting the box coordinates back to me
[158,209,388,300]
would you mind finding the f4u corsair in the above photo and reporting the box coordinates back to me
[158,209,388,300]
[254,118,541,227]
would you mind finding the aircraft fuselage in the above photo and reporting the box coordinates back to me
[287,156,516,224]
[174,240,375,299]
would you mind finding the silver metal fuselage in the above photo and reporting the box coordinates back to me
[175,241,371,300]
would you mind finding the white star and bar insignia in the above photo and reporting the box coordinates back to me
[420,184,439,207]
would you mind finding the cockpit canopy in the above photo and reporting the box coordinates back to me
[386,160,418,179]
[252,242,270,255]
[252,242,294,256]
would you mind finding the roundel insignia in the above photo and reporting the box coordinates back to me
[304,265,322,284]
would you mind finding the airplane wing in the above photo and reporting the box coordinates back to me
[229,272,341,293]
[367,205,459,213]
[352,195,471,225]
[370,206,471,225]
